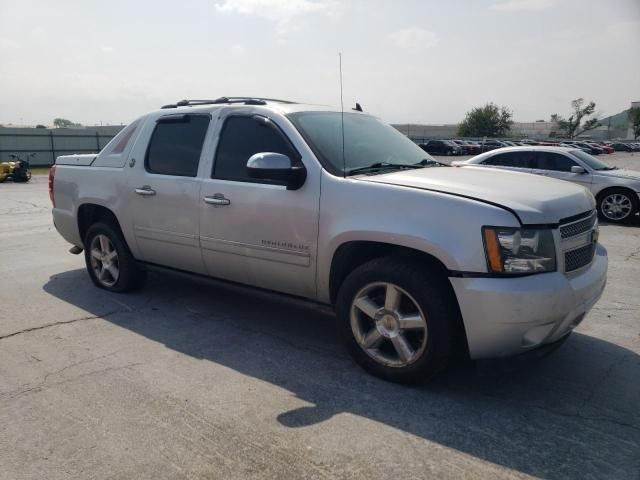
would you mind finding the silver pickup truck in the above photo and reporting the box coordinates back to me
[50,97,607,383]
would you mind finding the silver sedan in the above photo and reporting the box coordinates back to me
[453,146,640,223]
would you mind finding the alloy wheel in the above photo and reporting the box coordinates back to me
[601,193,632,221]
[89,234,120,287]
[350,282,428,368]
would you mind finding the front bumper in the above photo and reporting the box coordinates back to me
[450,243,608,359]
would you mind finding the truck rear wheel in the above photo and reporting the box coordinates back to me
[336,257,455,384]
[84,222,145,293]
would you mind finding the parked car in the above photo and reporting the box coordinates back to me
[450,140,475,155]
[454,146,640,223]
[573,142,600,154]
[561,142,591,153]
[595,143,614,154]
[419,139,462,156]
[465,140,484,152]
[50,98,607,383]
[610,143,631,152]
[473,140,506,153]
[455,140,481,154]
[586,142,612,154]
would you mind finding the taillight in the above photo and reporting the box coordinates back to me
[48,165,56,207]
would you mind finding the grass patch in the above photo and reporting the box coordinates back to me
[31,166,52,176]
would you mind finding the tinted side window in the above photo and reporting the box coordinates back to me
[535,152,577,172]
[483,151,533,168]
[146,115,210,177]
[213,116,297,182]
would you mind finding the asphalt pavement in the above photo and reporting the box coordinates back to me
[0,156,639,479]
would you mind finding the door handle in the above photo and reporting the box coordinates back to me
[203,194,230,206]
[135,185,156,196]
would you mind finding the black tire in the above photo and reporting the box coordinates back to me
[12,169,31,182]
[596,188,638,224]
[84,222,146,293]
[336,257,457,384]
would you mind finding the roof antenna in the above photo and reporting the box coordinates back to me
[339,52,346,178]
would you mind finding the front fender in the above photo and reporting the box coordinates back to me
[316,171,519,302]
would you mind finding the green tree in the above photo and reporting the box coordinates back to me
[53,118,82,128]
[458,103,513,137]
[628,107,640,141]
[550,98,600,139]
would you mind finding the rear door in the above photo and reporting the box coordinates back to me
[532,151,592,189]
[126,113,211,274]
[479,151,534,174]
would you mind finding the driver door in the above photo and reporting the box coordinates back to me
[198,113,320,298]
[532,151,592,189]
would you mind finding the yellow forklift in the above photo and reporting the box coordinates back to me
[0,153,34,183]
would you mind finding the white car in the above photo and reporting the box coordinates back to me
[453,146,640,223]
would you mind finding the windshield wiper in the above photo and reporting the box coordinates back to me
[414,158,448,167]
[346,162,423,176]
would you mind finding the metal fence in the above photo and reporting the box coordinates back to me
[0,126,123,166]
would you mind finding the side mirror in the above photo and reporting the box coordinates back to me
[571,166,586,174]
[246,152,306,190]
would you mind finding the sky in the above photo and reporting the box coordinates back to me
[0,0,639,126]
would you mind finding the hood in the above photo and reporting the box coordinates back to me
[598,168,640,182]
[358,166,595,225]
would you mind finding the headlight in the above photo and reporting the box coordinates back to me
[482,226,556,274]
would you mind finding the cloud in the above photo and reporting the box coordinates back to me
[0,38,20,50]
[490,0,555,12]
[99,45,115,54]
[388,27,438,51]
[230,43,246,54]
[215,0,333,25]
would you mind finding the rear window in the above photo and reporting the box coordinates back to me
[145,115,210,177]
[483,151,534,168]
[102,119,141,155]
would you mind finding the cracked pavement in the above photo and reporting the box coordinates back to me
[1,157,640,480]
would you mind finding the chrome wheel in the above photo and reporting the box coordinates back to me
[350,282,428,368]
[89,234,119,287]
[601,193,632,221]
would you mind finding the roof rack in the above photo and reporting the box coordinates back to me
[160,97,297,109]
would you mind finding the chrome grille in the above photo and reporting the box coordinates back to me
[565,243,596,272]
[559,209,597,273]
[560,211,597,239]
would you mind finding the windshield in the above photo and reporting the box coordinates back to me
[287,112,436,175]
[571,149,615,170]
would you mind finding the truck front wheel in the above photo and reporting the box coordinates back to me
[336,257,455,384]
[84,222,145,293]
